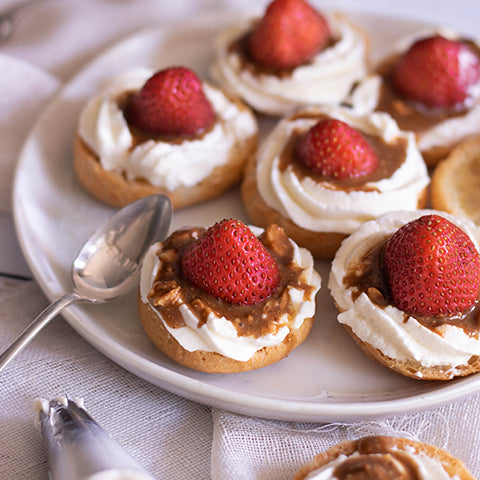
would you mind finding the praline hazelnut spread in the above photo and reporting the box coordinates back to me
[140,224,321,361]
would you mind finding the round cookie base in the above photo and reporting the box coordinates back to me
[431,134,480,225]
[138,294,315,373]
[343,324,480,381]
[293,436,476,480]
[241,155,428,259]
[73,128,258,209]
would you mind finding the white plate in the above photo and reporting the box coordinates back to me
[13,11,480,422]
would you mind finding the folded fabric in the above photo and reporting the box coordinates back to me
[0,279,212,479]
[0,54,59,213]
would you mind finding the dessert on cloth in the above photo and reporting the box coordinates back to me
[294,435,476,480]
[138,219,320,373]
[329,210,480,380]
[211,0,369,116]
[74,66,258,208]
[241,105,429,258]
[350,30,480,166]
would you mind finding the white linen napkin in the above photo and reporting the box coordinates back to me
[0,279,213,479]
[3,278,480,480]
[0,53,59,213]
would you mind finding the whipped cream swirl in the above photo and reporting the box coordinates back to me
[328,210,480,376]
[211,13,368,116]
[78,68,257,191]
[256,106,429,235]
[140,226,321,362]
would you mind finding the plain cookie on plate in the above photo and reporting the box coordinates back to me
[431,134,480,226]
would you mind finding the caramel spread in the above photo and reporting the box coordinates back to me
[343,239,480,337]
[375,43,480,134]
[147,224,314,337]
[333,437,421,480]
[278,114,407,191]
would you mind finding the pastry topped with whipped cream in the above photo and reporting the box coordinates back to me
[294,436,476,480]
[329,210,480,380]
[74,66,258,208]
[138,219,321,373]
[210,0,369,116]
[241,105,429,258]
[350,31,480,166]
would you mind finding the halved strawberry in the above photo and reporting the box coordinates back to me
[126,66,215,136]
[384,214,480,317]
[181,219,280,305]
[295,118,378,179]
[393,35,480,108]
[248,0,330,70]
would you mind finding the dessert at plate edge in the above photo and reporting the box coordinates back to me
[241,105,429,259]
[349,30,480,167]
[74,66,258,209]
[329,210,480,381]
[431,134,480,226]
[211,0,369,116]
[138,219,321,373]
[294,436,476,480]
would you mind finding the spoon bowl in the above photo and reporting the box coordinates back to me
[0,194,172,373]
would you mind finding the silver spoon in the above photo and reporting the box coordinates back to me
[0,194,172,373]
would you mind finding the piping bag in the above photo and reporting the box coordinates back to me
[36,397,155,480]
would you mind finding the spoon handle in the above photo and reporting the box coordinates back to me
[0,292,81,373]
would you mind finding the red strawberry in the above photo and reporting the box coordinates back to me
[126,66,215,136]
[384,214,480,317]
[181,219,280,305]
[295,118,378,179]
[248,0,330,70]
[393,35,480,108]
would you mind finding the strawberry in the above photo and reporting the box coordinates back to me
[126,66,215,136]
[181,219,280,305]
[248,0,330,70]
[384,214,480,317]
[392,35,480,108]
[295,118,378,179]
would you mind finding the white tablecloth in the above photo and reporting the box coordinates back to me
[2,1,480,478]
